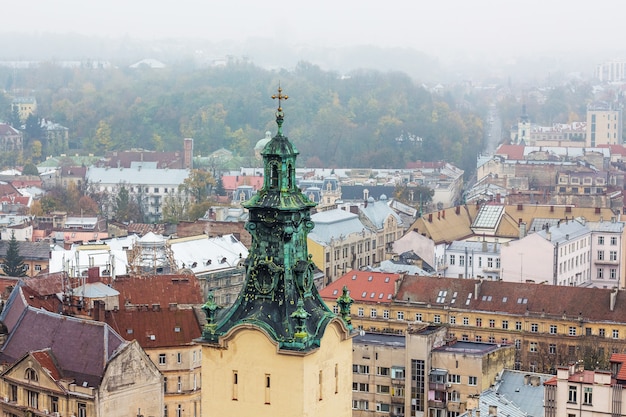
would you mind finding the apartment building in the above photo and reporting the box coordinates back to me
[308,208,378,283]
[351,326,515,417]
[86,165,190,223]
[501,217,626,288]
[586,102,623,147]
[544,357,626,416]
[322,273,626,374]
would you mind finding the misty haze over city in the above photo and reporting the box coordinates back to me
[3,0,626,82]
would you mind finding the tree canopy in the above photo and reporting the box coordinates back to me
[0,61,493,176]
[2,231,27,277]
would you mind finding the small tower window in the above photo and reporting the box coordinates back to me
[265,374,271,404]
[271,164,279,188]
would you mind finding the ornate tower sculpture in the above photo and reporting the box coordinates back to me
[198,87,353,417]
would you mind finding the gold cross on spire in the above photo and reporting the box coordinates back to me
[272,85,288,112]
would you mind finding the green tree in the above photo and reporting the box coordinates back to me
[22,162,39,176]
[2,231,27,277]
[114,186,141,222]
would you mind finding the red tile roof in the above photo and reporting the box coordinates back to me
[112,274,203,306]
[495,144,525,160]
[319,271,401,303]
[31,349,63,381]
[105,307,201,349]
[611,353,626,381]
[396,275,626,323]
[599,144,626,156]
[567,370,597,384]
[221,175,264,192]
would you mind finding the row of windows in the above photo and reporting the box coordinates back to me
[157,350,202,365]
[448,255,499,269]
[355,310,624,338]
[597,236,618,245]
[568,385,593,405]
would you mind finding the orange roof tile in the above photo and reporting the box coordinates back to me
[105,308,201,349]
[112,274,203,305]
[31,349,63,381]
[611,353,626,380]
[221,175,264,191]
[319,271,401,303]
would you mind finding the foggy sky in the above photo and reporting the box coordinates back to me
[5,0,626,60]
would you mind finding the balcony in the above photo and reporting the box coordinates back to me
[593,258,618,266]
[428,382,447,391]
[428,400,446,409]
[391,396,405,404]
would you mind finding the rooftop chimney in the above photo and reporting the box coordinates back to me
[611,287,619,311]
[474,280,482,300]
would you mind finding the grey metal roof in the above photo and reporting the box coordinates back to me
[536,218,589,243]
[86,166,189,185]
[309,209,370,245]
[460,369,551,417]
[360,197,402,230]
[447,241,500,254]
[353,332,406,348]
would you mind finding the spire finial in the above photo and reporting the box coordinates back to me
[272,84,288,135]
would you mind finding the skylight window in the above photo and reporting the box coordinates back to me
[387,294,392,300]
[378,293,383,299]
[385,277,390,283]
[362,291,367,298]
[352,275,357,280]
[502,297,508,302]
[368,276,373,281]
[332,289,338,296]
[370,292,375,298]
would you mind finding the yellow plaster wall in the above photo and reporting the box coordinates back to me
[202,321,352,417]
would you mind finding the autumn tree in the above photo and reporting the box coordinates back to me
[180,169,216,203]
[2,231,27,277]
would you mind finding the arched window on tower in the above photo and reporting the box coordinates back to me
[288,163,293,189]
[271,163,279,189]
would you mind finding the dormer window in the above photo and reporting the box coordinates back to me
[25,368,38,382]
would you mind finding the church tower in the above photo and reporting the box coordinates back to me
[517,104,530,145]
[197,87,354,417]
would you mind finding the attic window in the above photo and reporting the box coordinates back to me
[436,290,447,303]
[149,335,156,340]
[362,291,367,298]
[352,275,357,280]
[502,297,508,302]
[370,292,375,298]
[387,294,392,300]
[378,293,383,299]
[384,277,390,283]
[517,298,528,304]
[332,289,338,296]
[368,276,373,281]
[482,295,492,301]
[174,326,181,332]
[127,329,133,334]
